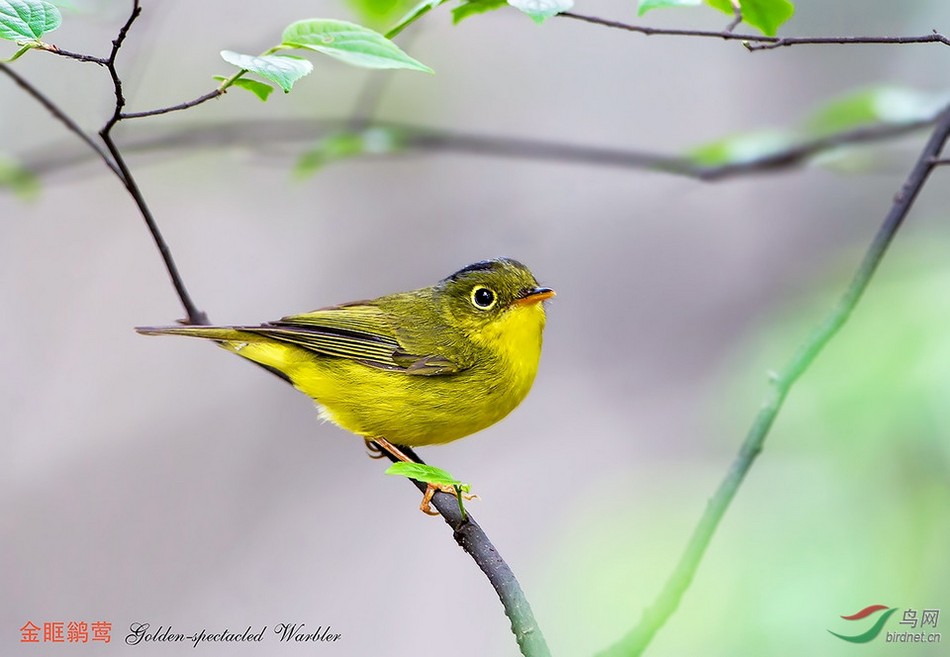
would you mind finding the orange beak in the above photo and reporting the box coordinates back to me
[512,286,556,306]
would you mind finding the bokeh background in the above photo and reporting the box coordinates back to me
[2,0,949,655]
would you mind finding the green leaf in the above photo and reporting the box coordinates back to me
[0,156,39,199]
[804,86,950,138]
[638,0,701,16]
[385,462,471,493]
[346,0,418,25]
[219,51,313,93]
[453,0,507,23]
[295,127,403,177]
[0,0,61,40]
[213,75,274,101]
[705,0,793,36]
[281,18,433,73]
[507,0,573,24]
[689,129,793,166]
[386,0,445,38]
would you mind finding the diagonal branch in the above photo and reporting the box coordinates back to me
[597,101,950,657]
[94,0,207,325]
[0,63,120,177]
[380,446,551,657]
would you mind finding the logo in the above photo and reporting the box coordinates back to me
[829,605,941,644]
[829,605,897,643]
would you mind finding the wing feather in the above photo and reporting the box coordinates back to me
[234,304,463,374]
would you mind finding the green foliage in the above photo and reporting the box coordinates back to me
[689,129,791,166]
[219,51,312,93]
[0,156,38,198]
[282,18,433,72]
[507,0,573,24]
[688,85,948,167]
[346,0,419,26]
[213,75,274,101]
[0,0,61,41]
[387,0,446,38]
[295,127,403,177]
[385,462,471,492]
[638,0,701,17]
[453,0,507,24]
[706,0,794,36]
[805,86,950,137]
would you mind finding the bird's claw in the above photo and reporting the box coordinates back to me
[419,483,479,516]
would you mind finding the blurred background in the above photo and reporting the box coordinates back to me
[2,0,949,655]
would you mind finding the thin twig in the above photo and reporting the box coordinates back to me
[101,0,142,134]
[0,63,120,177]
[16,116,935,183]
[560,12,950,50]
[597,101,950,657]
[98,131,208,325]
[724,0,742,33]
[32,42,109,65]
[93,0,207,325]
[377,446,551,657]
[121,89,225,119]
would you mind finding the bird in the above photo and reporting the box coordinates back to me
[137,257,554,513]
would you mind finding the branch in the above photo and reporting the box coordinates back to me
[16,116,934,183]
[32,42,108,65]
[120,88,225,119]
[560,12,950,50]
[0,63,120,178]
[597,100,950,657]
[381,447,551,657]
[92,0,207,325]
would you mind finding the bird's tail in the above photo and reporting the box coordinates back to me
[135,325,254,342]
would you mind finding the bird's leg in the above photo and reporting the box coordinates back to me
[370,437,415,463]
[370,437,476,516]
[363,438,386,459]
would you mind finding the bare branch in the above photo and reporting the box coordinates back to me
[724,0,742,33]
[121,89,226,119]
[32,42,108,65]
[560,11,950,51]
[0,63,120,178]
[597,101,950,657]
[17,117,934,183]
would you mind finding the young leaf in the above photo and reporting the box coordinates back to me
[0,0,61,41]
[705,0,794,37]
[213,75,275,102]
[281,19,433,73]
[0,156,39,199]
[385,462,471,492]
[689,129,793,166]
[638,0,701,16]
[295,127,402,177]
[346,0,418,26]
[804,86,950,138]
[219,50,313,93]
[453,0,507,23]
[386,0,445,39]
[507,0,573,24]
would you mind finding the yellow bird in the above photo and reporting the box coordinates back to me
[137,258,554,512]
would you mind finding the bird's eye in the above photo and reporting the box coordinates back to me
[471,286,497,310]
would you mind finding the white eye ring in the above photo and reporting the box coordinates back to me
[471,286,497,310]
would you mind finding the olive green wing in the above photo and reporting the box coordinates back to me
[243,303,464,375]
